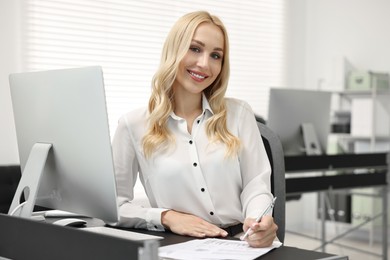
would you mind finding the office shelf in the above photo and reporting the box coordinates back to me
[334,78,390,150]
[335,89,390,99]
[332,79,390,255]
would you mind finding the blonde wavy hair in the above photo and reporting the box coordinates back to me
[142,11,240,158]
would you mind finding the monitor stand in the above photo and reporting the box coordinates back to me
[301,123,322,155]
[8,143,52,219]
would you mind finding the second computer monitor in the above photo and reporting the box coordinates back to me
[267,88,332,156]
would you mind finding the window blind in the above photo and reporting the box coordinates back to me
[21,0,287,136]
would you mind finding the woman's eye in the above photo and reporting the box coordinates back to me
[211,53,222,60]
[190,46,201,53]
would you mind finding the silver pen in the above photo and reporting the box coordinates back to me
[241,197,277,240]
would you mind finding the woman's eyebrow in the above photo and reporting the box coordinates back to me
[192,39,223,52]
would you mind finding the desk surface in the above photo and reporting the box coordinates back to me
[66,217,348,260]
[0,214,348,260]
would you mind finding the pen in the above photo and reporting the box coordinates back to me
[240,197,277,240]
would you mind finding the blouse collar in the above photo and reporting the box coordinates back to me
[170,93,214,120]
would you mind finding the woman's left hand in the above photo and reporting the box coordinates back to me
[241,215,278,248]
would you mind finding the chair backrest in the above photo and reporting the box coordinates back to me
[257,122,286,243]
[0,165,21,214]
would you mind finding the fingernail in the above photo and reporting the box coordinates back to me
[222,231,228,236]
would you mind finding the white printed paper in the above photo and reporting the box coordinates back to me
[159,238,282,260]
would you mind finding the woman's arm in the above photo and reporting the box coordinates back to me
[111,113,166,231]
[234,100,277,247]
[161,209,228,238]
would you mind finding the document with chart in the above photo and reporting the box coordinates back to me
[159,238,282,260]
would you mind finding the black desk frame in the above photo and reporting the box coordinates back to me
[285,152,389,260]
[0,214,158,260]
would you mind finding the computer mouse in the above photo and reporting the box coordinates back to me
[52,218,87,227]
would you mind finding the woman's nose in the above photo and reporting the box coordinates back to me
[196,53,209,69]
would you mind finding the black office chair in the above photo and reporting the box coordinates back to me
[0,165,21,214]
[257,122,286,243]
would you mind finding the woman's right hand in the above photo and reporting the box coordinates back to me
[161,210,228,238]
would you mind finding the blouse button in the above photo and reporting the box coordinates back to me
[209,211,214,216]
[193,162,197,167]
[197,120,200,124]
[189,140,193,144]
[201,188,205,192]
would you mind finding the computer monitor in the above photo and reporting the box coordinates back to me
[8,66,119,223]
[267,88,332,156]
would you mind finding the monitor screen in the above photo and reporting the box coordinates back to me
[267,88,332,156]
[8,66,119,223]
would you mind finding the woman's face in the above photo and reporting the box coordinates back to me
[173,22,224,95]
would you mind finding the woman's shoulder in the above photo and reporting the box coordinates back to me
[224,98,256,131]
[225,97,253,114]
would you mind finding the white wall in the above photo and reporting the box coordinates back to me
[285,0,307,89]
[304,0,390,91]
[0,1,21,165]
[286,0,390,92]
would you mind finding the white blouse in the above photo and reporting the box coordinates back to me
[111,95,273,231]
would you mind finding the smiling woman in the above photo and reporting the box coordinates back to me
[175,23,224,94]
[111,11,278,249]
[145,12,235,157]
[172,22,225,134]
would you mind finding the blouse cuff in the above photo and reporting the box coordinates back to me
[146,208,168,231]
